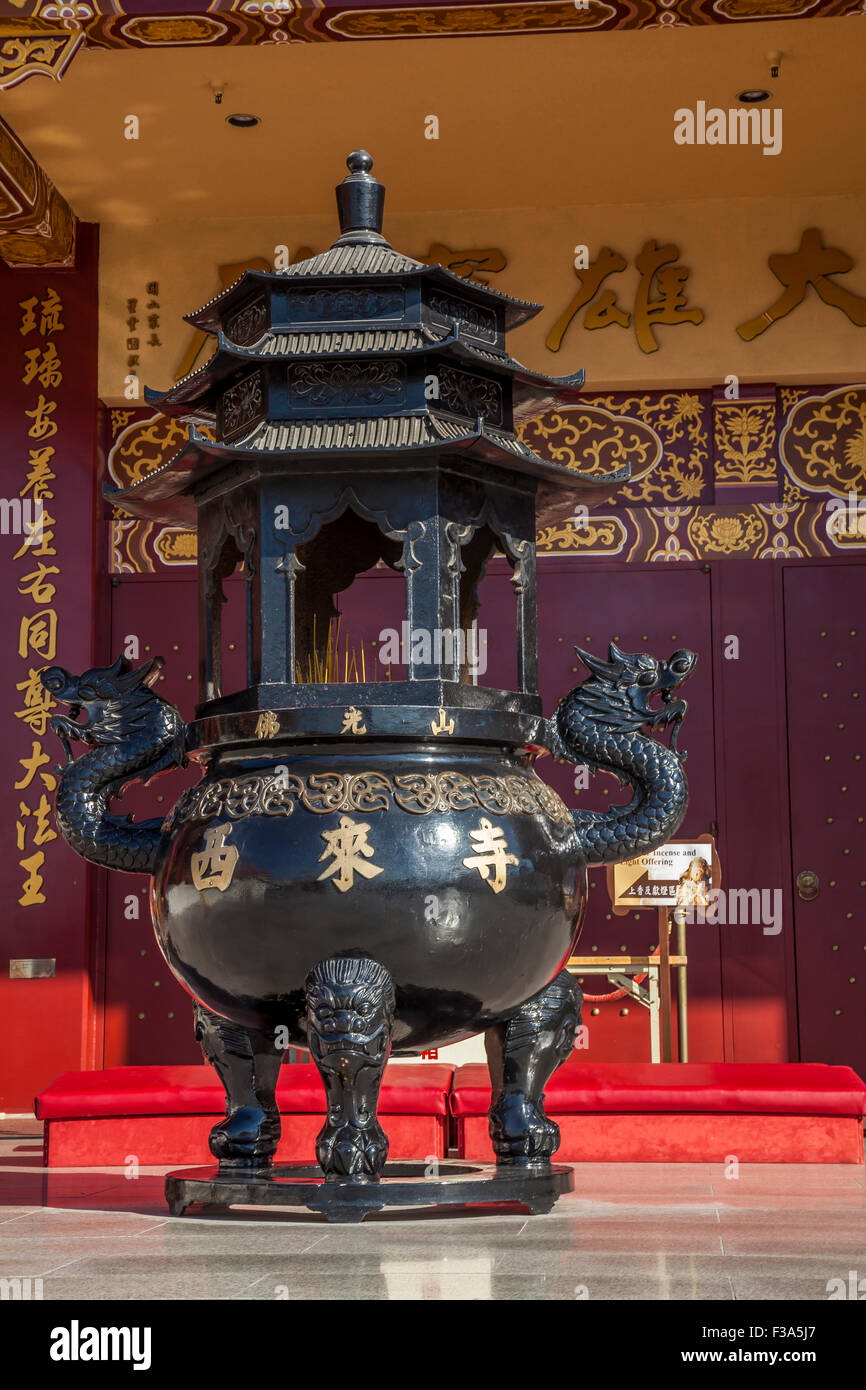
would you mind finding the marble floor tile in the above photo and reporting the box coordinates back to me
[40,1273,258,1301]
[494,1248,730,1276]
[231,1272,738,1302]
[1,1154,863,1300]
[1,1209,171,1240]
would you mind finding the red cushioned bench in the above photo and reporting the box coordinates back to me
[451,1061,866,1164]
[36,1063,453,1168]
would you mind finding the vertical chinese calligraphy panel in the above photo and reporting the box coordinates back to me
[0,225,102,1110]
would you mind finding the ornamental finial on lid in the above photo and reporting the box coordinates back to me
[333,149,389,248]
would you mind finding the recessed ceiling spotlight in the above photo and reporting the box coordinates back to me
[226,113,261,128]
[737,89,772,104]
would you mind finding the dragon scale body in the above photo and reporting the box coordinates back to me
[552,693,688,865]
[42,658,185,877]
[548,642,697,867]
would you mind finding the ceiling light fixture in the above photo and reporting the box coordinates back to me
[226,113,261,128]
[737,89,772,104]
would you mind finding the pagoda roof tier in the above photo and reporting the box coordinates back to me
[185,251,541,336]
[144,323,461,415]
[145,324,585,427]
[234,324,456,358]
[105,413,628,529]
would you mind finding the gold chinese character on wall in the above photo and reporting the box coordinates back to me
[737,228,866,341]
[547,241,703,355]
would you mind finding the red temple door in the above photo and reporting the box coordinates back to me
[784,563,866,1074]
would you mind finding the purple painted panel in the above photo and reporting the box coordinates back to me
[784,564,866,1075]
[711,561,795,1063]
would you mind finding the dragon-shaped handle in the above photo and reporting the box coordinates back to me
[41,656,186,876]
[547,641,697,867]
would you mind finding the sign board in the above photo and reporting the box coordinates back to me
[606,834,720,915]
[8,958,55,979]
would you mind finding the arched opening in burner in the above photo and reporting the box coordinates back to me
[293,507,405,685]
[455,522,533,697]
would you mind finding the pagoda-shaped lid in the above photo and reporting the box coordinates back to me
[109,150,631,527]
[184,152,542,335]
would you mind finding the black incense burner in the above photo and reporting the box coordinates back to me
[43,153,695,1218]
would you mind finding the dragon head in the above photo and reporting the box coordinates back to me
[38,653,185,873]
[41,655,167,764]
[42,655,163,707]
[571,642,697,754]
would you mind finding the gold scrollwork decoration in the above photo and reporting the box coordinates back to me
[780,388,809,417]
[522,393,708,509]
[225,776,268,819]
[536,516,628,556]
[260,775,304,815]
[345,773,394,812]
[172,769,573,827]
[301,773,361,814]
[595,393,708,504]
[0,24,83,92]
[325,2,614,39]
[430,772,478,812]
[107,412,190,489]
[392,771,572,823]
[504,774,540,815]
[520,405,662,484]
[118,16,229,44]
[713,0,815,14]
[472,774,513,816]
[779,385,866,499]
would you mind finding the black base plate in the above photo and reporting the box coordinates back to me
[164,1160,574,1223]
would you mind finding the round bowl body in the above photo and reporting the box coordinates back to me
[152,743,585,1053]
